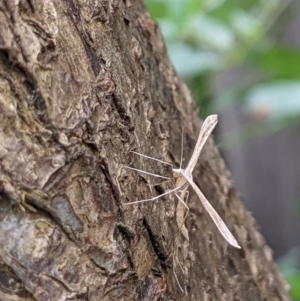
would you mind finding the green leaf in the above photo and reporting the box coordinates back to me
[277,248,300,300]
[287,272,300,301]
[144,0,169,19]
[258,47,300,79]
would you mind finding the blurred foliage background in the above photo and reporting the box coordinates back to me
[144,0,300,299]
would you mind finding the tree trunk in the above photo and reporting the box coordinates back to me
[0,1,290,300]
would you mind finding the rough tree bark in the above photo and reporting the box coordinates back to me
[0,1,291,300]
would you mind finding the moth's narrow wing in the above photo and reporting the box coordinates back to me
[186,178,241,248]
[186,115,218,174]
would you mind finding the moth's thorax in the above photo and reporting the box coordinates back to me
[172,168,188,187]
[172,168,189,177]
[172,168,182,176]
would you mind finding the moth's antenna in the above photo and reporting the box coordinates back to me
[173,267,184,293]
[130,151,172,166]
[179,127,184,169]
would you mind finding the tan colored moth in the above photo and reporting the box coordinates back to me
[125,115,240,249]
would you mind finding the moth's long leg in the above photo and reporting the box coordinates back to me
[130,151,172,166]
[148,179,172,187]
[175,192,189,210]
[174,189,190,252]
[174,190,190,235]
[125,166,170,180]
[173,262,184,293]
[175,187,190,241]
[124,186,181,205]
[172,188,190,293]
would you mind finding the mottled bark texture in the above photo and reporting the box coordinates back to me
[0,1,290,300]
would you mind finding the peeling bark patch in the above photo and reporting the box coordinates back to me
[87,245,127,275]
[43,161,73,192]
[52,194,83,235]
[0,208,108,300]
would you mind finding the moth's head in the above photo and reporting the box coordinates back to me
[172,168,182,177]
[172,169,187,187]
